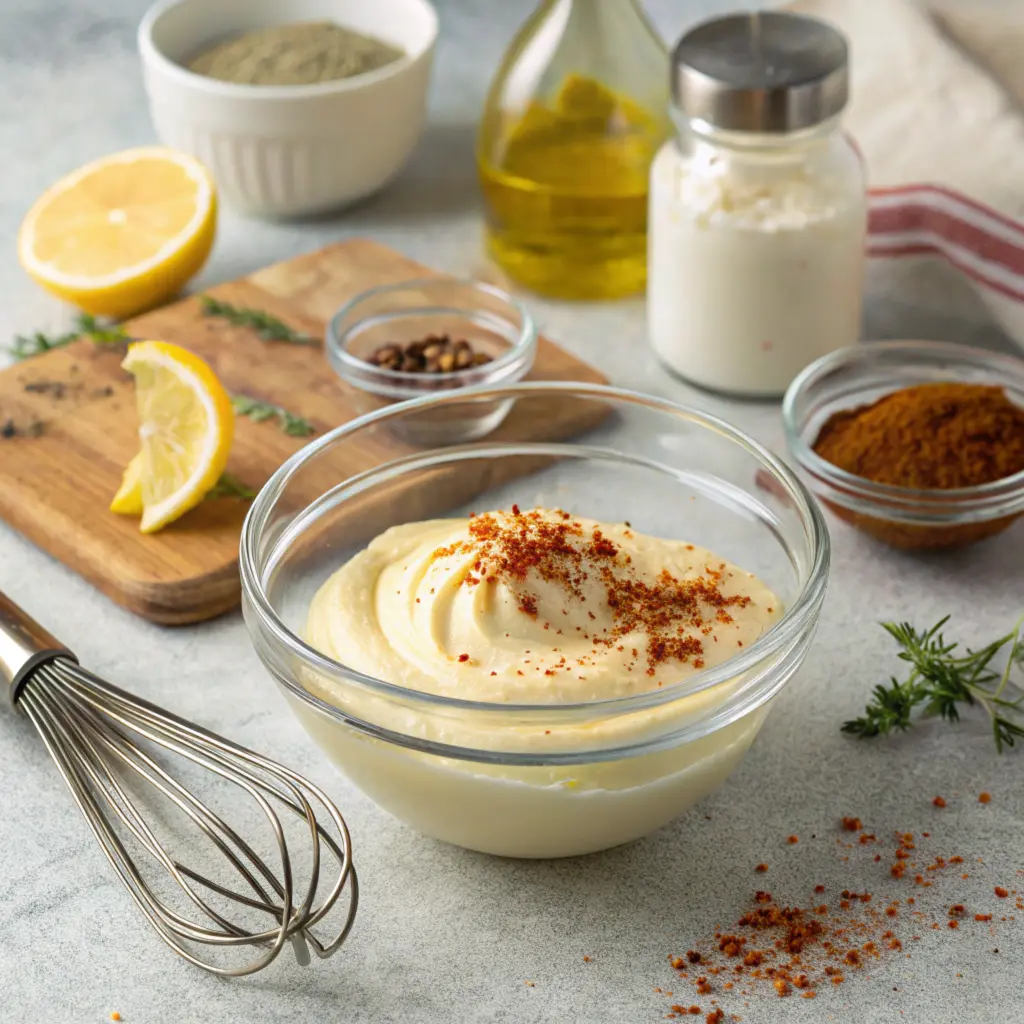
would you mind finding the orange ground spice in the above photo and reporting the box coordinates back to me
[812,383,1024,490]
[810,383,1024,549]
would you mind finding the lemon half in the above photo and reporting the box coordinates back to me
[18,147,216,319]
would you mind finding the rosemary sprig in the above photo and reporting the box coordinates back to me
[200,296,317,346]
[843,613,1024,753]
[207,473,258,500]
[10,313,129,360]
[232,393,315,437]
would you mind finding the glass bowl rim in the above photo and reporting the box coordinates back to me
[240,381,831,719]
[782,340,1024,512]
[326,277,538,386]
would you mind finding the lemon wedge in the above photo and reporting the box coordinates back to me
[121,341,234,534]
[18,147,216,320]
[110,452,145,515]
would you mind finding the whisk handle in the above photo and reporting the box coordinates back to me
[0,590,77,706]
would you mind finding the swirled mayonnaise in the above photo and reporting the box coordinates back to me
[306,508,780,702]
[298,509,784,857]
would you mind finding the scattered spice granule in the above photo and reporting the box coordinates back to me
[814,885,825,894]
[979,792,992,804]
[842,816,863,831]
[687,950,702,963]
[706,1011,725,1024]
[583,955,592,962]
[110,1016,121,1023]
[801,991,816,999]
[932,796,946,808]
[787,835,799,844]
[457,653,470,663]
[773,979,791,997]
[948,920,959,929]
[524,980,535,987]
[696,978,713,995]
[689,1007,701,1016]
[976,914,992,922]
[755,864,768,873]
[995,887,1009,898]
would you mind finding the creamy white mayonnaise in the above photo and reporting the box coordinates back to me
[297,509,783,857]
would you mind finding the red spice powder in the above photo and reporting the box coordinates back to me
[661,810,1014,1015]
[755,864,769,874]
[979,793,992,805]
[932,797,947,808]
[434,510,750,676]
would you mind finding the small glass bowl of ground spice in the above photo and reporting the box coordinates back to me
[783,340,1024,550]
[327,278,537,444]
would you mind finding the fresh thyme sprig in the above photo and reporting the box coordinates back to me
[10,313,129,360]
[232,393,315,437]
[200,296,317,346]
[843,613,1024,753]
[207,472,258,500]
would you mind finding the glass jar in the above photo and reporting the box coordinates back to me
[647,12,867,398]
[477,0,670,300]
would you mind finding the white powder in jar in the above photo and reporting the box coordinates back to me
[647,137,867,397]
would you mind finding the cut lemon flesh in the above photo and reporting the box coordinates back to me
[18,147,216,319]
[110,451,145,515]
[121,341,234,533]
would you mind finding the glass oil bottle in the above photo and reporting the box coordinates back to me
[477,0,670,300]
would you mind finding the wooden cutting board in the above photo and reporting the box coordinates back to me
[0,239,606,624]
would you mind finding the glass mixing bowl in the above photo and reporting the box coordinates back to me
[240,384,830,858]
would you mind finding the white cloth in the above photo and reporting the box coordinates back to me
[787,0,1024,349]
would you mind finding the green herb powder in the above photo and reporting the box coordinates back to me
[188,21,404,86]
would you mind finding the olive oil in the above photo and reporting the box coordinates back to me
[477,2,669,300]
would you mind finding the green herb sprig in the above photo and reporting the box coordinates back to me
[232,394,315,437]
[200,296,317,346]
[10,313,129,360]
[843,614,1024,753]
[207,473,258,500]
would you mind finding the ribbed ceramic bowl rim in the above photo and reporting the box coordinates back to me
[782,340,1024,521]
[326,278,537,390]
[240,382,830,735]
[138,0,438,100]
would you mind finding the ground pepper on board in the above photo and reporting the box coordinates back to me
[810,382,1024,549]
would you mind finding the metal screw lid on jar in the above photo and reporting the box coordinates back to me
[672,11,849,133]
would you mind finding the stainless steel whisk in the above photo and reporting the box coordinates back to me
[0,590,358,976]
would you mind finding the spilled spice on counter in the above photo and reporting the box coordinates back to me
[659,810,1017,1017]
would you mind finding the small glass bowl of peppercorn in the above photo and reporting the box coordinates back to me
[782,340,1024,550]
[327,278,537,444]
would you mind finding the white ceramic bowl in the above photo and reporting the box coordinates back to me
[138,0,438,218]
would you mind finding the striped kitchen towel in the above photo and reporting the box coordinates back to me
[788,0,1024,349]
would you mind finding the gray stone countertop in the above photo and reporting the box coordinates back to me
[1,1,1022,1022]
